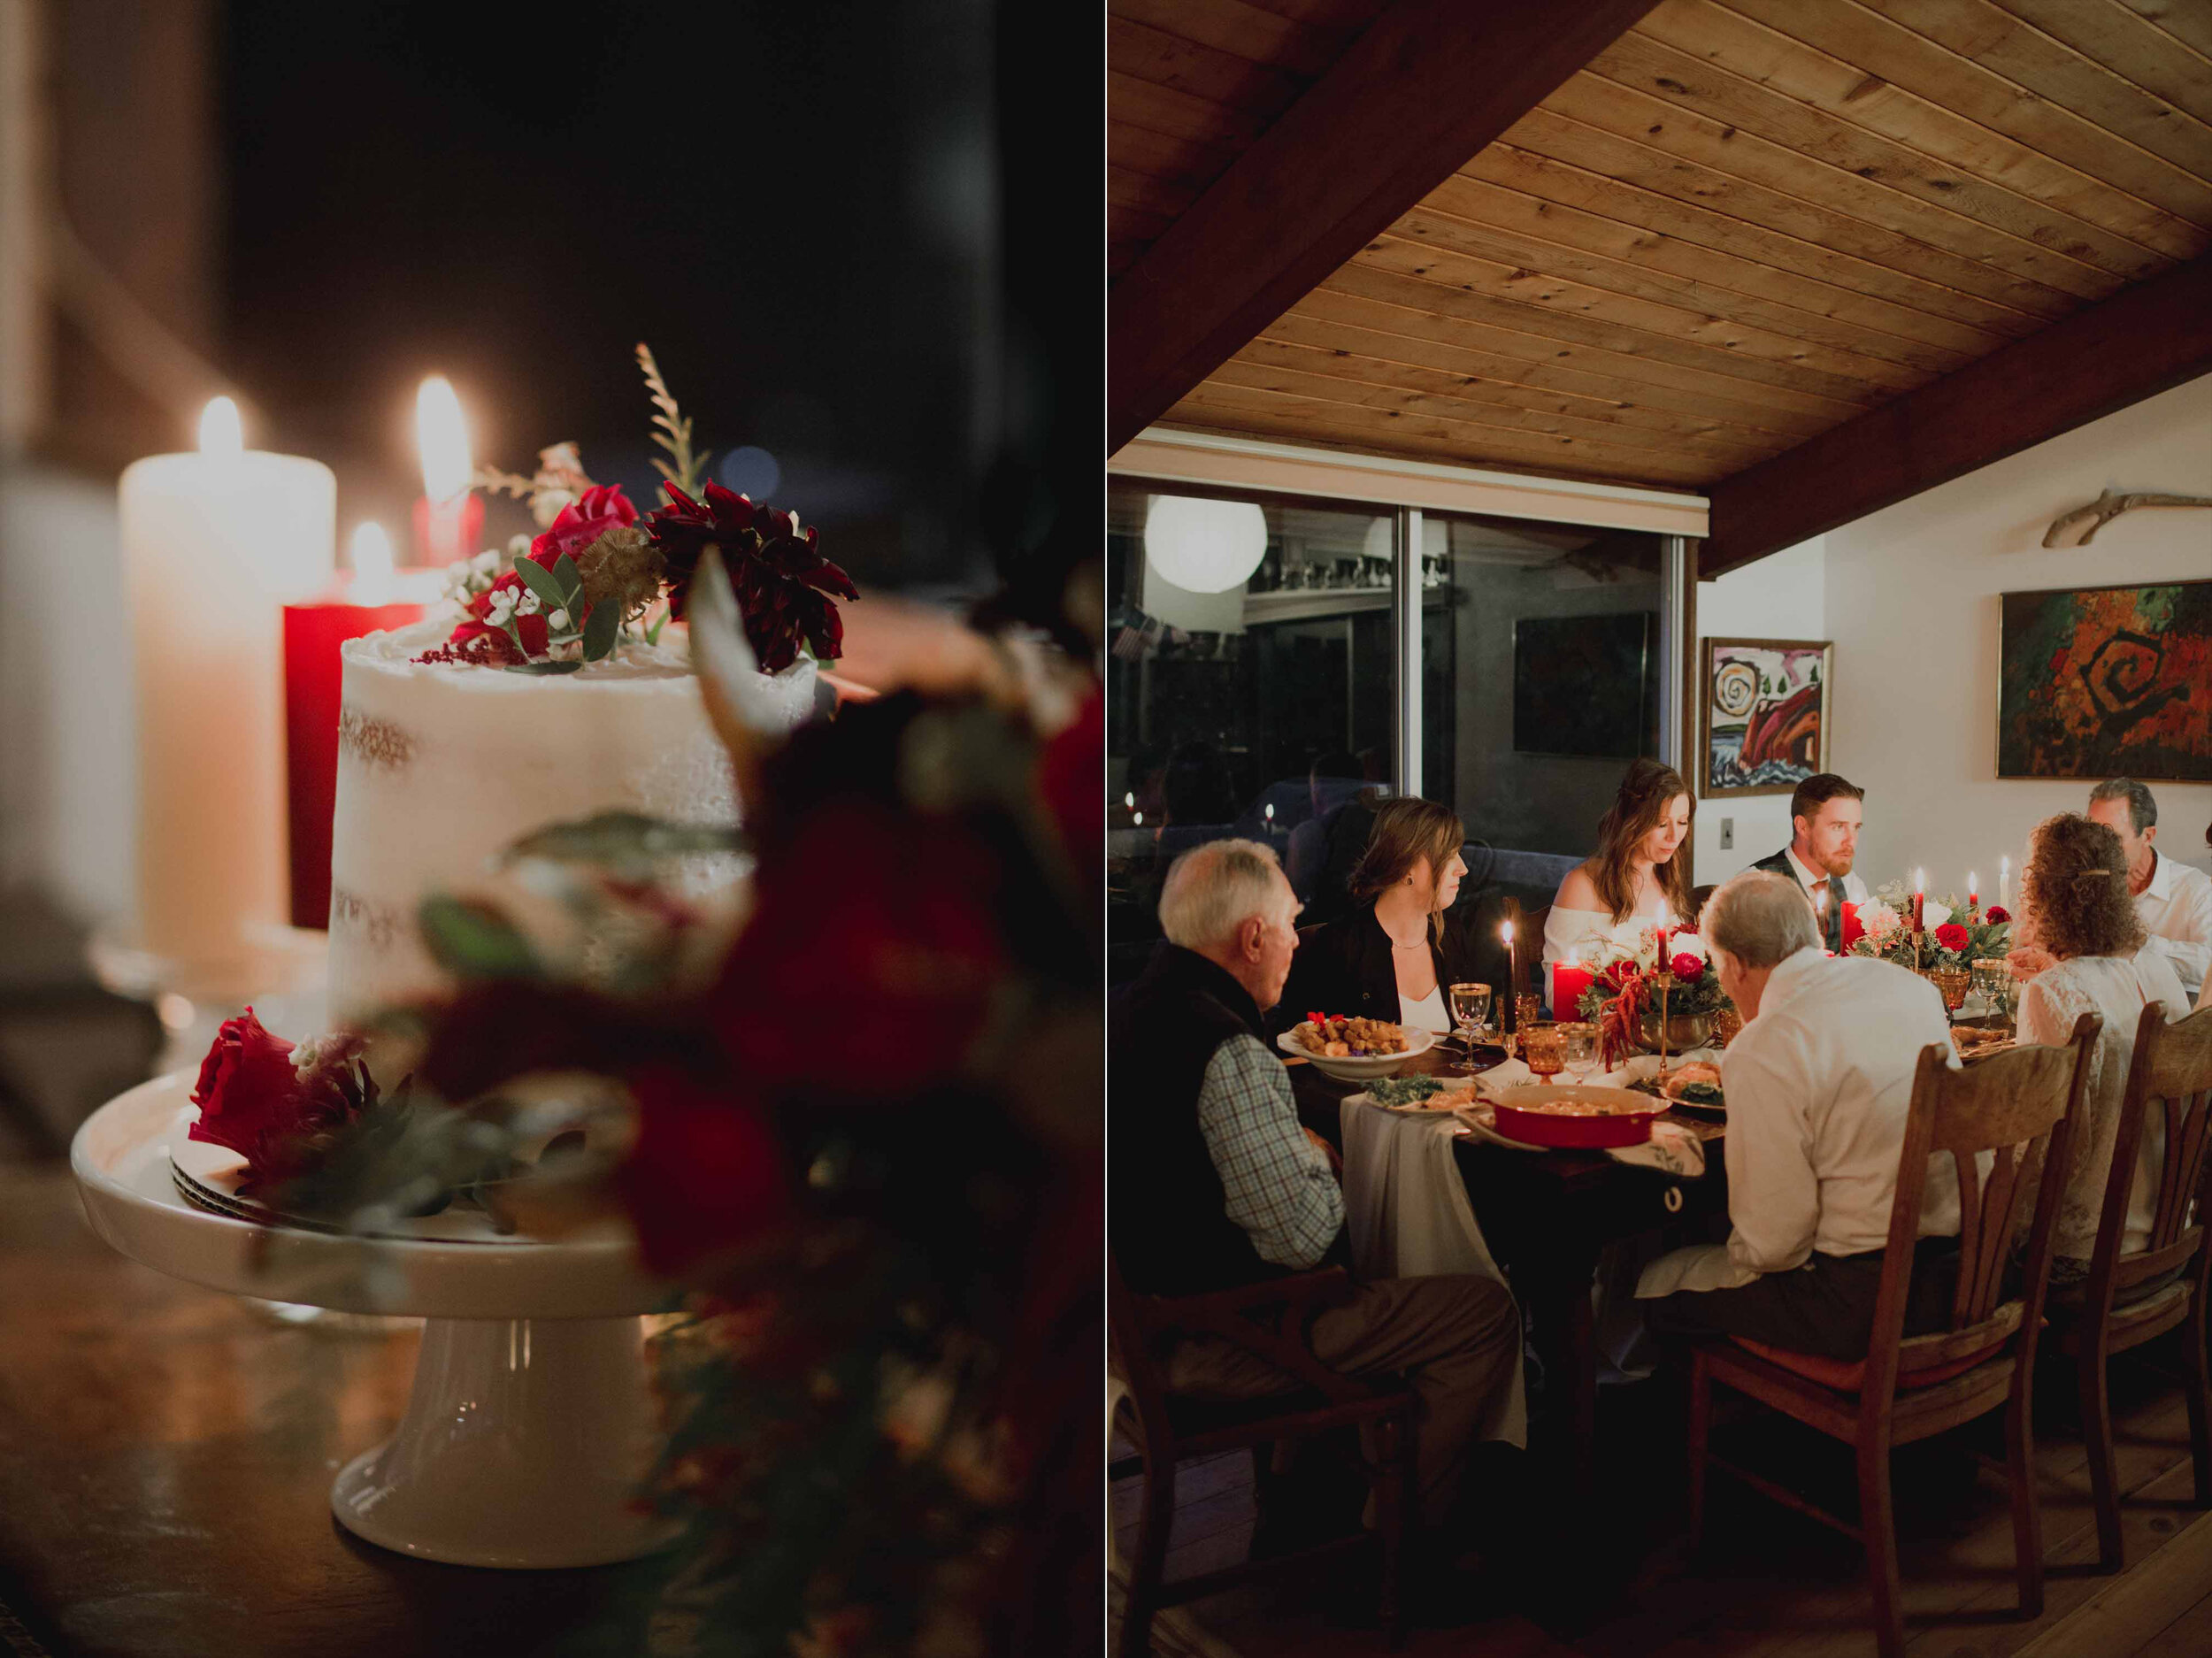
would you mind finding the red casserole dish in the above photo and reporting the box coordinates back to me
[1491,1085,1662,1149]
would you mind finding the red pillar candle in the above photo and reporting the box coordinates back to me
[283,547,437,926]
[1551,959,1595,1021]
[411,375,484,567]
[1840,901,1865,951]
[411,491,485,567]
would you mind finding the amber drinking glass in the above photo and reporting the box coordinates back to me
[1522,1024,1565,1078]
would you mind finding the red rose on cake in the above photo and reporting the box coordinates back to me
[1935,923,1971,953]
[188,1010,369,1193]
[530,483,638,564]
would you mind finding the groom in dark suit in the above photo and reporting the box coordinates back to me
[1749,773,1866,955]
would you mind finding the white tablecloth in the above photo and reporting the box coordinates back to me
[1338,1097,1528,1448]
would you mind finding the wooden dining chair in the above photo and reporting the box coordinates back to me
[1686,1012,2101,1658]
[2057,1000,2212,1571]
[1109,1256,1417,1657]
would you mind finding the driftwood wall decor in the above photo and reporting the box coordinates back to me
[2042,489,2212,548]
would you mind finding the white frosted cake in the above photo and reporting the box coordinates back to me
[326,617,741,1024]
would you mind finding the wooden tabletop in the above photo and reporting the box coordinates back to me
[0,1159,657,1658]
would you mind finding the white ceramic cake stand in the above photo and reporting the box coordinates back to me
[72,1073,678,1569]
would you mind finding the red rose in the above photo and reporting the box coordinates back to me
[1935,923,1970,953]
[531,483,638,566]
[1671,953,1703,980]
[450,566,552,656]
[188,1011,363,1189]
[1985,906,2010,924]
[616,1064,793,1277]
[1601,960,1638,990]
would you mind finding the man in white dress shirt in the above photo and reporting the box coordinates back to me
[1643,871,1967,1360]
[2087,779,2212,1003]
[1748,773,1868,955]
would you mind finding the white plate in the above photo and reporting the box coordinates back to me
[1278,1024,1437,1081]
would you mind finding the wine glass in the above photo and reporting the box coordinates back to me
[1448,982,1492,1073]
[1559,1021,1599,1086]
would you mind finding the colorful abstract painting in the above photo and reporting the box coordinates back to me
[1701,638,1832,797]
[1997,580,2212,780]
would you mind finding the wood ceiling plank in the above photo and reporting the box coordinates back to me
[1502,105,2079,319]
[1463,144,2042,340]
[1107,15,1310,114]
[1292,287,1840,437]
[1644,0,2209,259]
[1702,248,2212,572]
[1424,171,2006,359]
[1110,165,1197,220]
[1110,203,1176,246]
[1994,0,2212,127]
[1218,342,1785,466]
[2108,0,2212,63]
[1356,227,1931,393]
[1166,384,1727,486]
[1394,194,1978,374]
[1594,27,2173,282]
[1111,0,1666,450]
[1107,73,1274,146]
[1553,58,2139,297]
[1107,0,1349,77]
[1110,242,1148,280]
[1712,0,2212,228]
[1851,0,2212,179]
[1234,0,1392,30]
[1110,121,1246,193]
[1268,299,1839,441]
[1317,264,1874,420]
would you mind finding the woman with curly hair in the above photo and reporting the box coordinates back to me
[2014,813,2190,1282]
[1544,758,1696,970]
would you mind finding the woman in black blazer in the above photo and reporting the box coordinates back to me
[1275,796,1504,1036]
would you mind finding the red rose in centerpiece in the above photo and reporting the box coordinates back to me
[1670,952,1703,980]
[1985,906,2010,924]
[188,1010,368,1192]
[646,481,857,672]
[1935,923,1971,953]
[1600,960,1639,992]
[617,1064,793,1277]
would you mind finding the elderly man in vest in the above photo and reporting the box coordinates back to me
[1110,838,1520,1538]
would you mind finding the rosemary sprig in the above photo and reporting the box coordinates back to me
[637,342,712,499]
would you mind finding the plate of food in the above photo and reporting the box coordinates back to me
[1359,1075,1480,1113]
[1659,1061,1725,1115]
[1490,1084,1663,1148]
[1277,1014,1435,1081]
[1950,1024,2014,1062]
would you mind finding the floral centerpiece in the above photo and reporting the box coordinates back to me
[1574,927,1729,1068]
[1849,880,2010,971]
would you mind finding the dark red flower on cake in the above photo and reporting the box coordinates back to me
[1935,923,1971,953]
[531,483,638,565]
[617,1064,793,1276]
[646,482,857,672]
[1671,952,1704,981]
[188,1011,366,1189]
[1985,905,2010,925]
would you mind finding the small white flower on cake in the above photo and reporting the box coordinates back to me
[517,590,541,617]
[549,608,569,630]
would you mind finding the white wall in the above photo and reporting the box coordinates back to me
[1693,534,1826,884]
[1825,372,2212,899]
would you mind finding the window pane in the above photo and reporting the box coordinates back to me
[1107,484,1394,984]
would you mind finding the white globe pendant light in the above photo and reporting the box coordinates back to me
[1142,495,1267,594]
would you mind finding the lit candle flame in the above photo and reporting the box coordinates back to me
[415,375,472,503]
[198,396,243,457]
[1502,921,1515,946]
[349,522,395,603]
[1132,810,1143,826]
[1124,792,1134,810]
[1264,802,1274,821]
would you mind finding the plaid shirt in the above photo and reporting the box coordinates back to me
[1195,1034,1343,1270]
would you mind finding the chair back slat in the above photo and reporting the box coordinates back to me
[2085,1004,2212,1320]
[1858,1015,2099,1408]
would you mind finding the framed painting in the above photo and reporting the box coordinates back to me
[1996,580,2212,780]
[1512,610,1658,758]
[1701,638,1832,798]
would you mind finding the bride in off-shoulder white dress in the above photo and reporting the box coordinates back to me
[1542,764,1698,971]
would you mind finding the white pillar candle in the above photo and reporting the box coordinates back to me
[119,398,335,981]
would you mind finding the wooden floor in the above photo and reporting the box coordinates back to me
[1112,1336,2212,1657]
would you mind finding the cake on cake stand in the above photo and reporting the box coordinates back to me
[73,1071,677,1569]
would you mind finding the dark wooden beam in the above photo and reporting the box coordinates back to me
[1703,251,2212,574]
[1107,0,1665,455]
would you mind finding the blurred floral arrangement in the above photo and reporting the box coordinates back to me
[1575,927,1725,1067]
[1849,881,2009,971]
[426,344,856,676]
[192,467,1101,1654]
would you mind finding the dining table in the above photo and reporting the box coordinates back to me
[1289,1037,1732,1511]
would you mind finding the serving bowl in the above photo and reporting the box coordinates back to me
[1276,1025,1436,1082]
[1491,1083,1662,1148]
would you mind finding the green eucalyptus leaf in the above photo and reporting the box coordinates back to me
[644,608,669,646]
[552,552,582,595]
[503,659,584,674]
[581,598,620,662]
[417,894,545,981]
[515,557,567,616]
